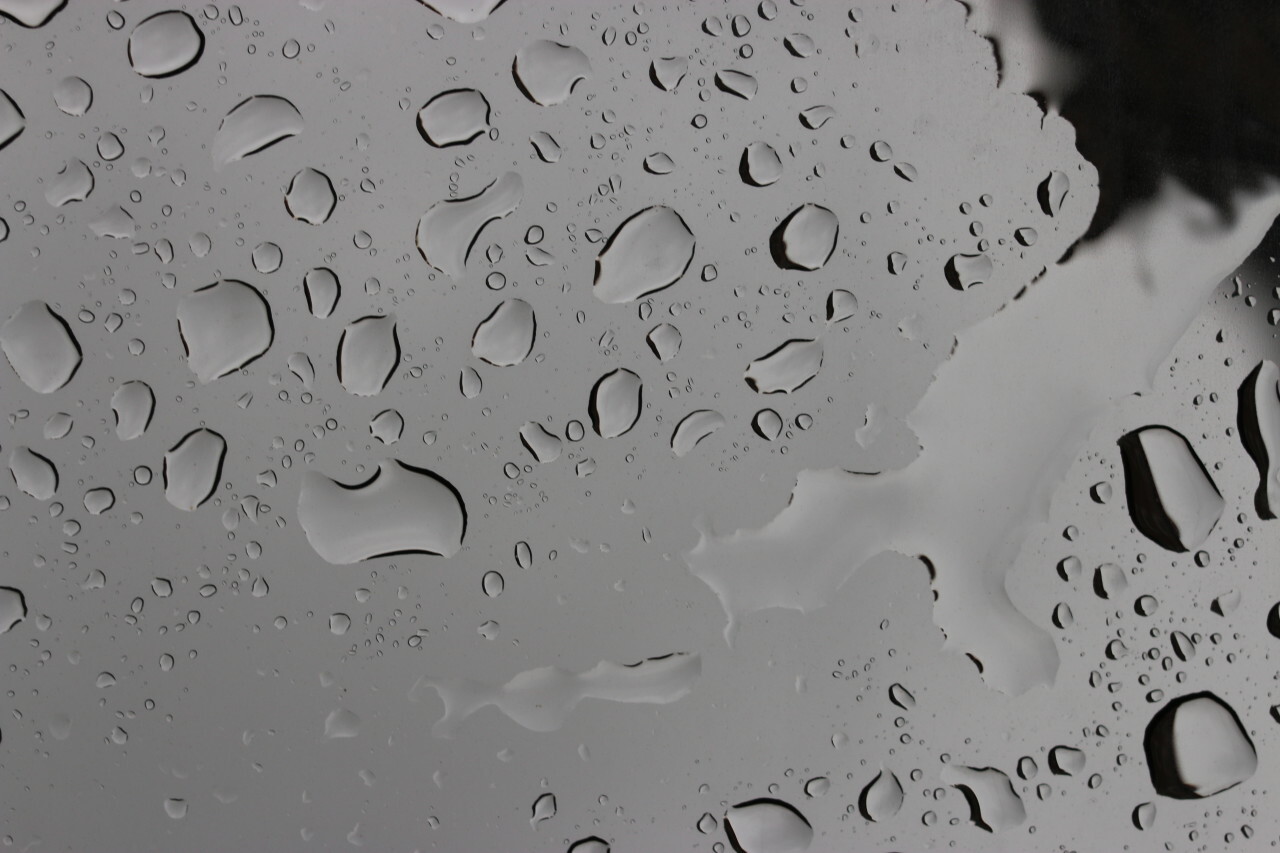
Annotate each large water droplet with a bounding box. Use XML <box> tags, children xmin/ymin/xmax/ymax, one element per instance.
<box><xmin>471</xmin><ymin>299</ymin><xmax>535</xmax><ymax>366</ymax></box>
<box><xmin>513</xmin><ymin>40</ymin><xmax>591</xmax><ymax>106</ymax></box>
<box><xmin>297</xmin><ymin>460</ymin><xmax>466</xmax><ymax>564</ymax></box>
<box><xmin>945</xmin><ymin>252</ymin><xmax>994</xmax><ymax>290</ymax></box>
<box><xmin>594</xmin><ymin>206</ymin><xmax>696</xmax><ymax>303</ymax></box>
<box><xmin>0</xmin><ymin>89</ymin><xmax>24</xmax><ymax>150</ymax></box>
<box><xmin>128</xmin><ymin>11</ymin><xmax>204</xmax><ymax>77</ymax></box>
<box><xmin>744</xmin><ymin>339</ymin><xmax>823</xmax><ymax>394</ymax></box>
<box><xmin>415</xmin><ymin>0</ymin><xmax>507</xmax><ymax>24</ymax></box>
<box><xmin>940</xmin><ymin>765</ymin><xmax>1025</xmax><ymax>833</ymax></box>
<box><xmin>284</xmin><ymin>167</ymin><xmax>336</xmax><ymax>225</ymax></box>
<box><xmin>212</xmin><ymin>95</ymin><xmax>304</xmax><ymax>168</ymax></box>
<box><xmin>0</xmin><ymin>301</ymin><xmax>81</xmax><ymax>393</ymax></box>
<box><xmin>412</xmin><ymin>653</ymin><xmax>699</xmax><ymax>736</ymax></box>
<box><xmin>163</xmin><ymin>429</ymin><xmax>227</xmax><ymax>511</ymax></box>
<box><xmin>337</xmin><ymin>314</ymin><xmax>399</xmax><ymax>396</ymax></box>
<box><xmin>112</xmin><ymin>381</ymin><xmax>155</xmax><ymax>441</ymax></box>
<box><xmin>177</xmin><ymin>280</ymin><xmax>274</xmax><ymax>383</ymax></box>
<box><xmin>589</xmin><ymin>368</ymin><xmax>643</xmax><ymax>438</ymax></box>
<box><xmin>416</xmin><ymin>172</ymin><xmax>522</xmax><ymax>278</ymax></box>
<box><xmin>1119</xmin><ymin>426</ymin><xmax>1223</xmax><ymax>552</ymax></box>
<box><xmin>771</xmin><ymin>204</ymin><xmax>838</xmax><ymax>270</ymax></box>
<box><xmin>417</xmin><ymin>89</ymin><xmax>490</xmax><ymax>147</ymax></box>
<box><xmin>303</xmin><ymin>267</ymin><xmax>340</xmax><ymax>318</ymax></box>
<box><xmin>723</xmin><ymin>798</ymin><xmax>812</xmax><ymax>853</ymax></box>
<box><xmin>0</xmin><ymin>0</ymin><xmax>65</xmax><ymax>28</ymax></box>
<box><xmin>519</xmin><ymin>422</ymin><xmax>562</xmax><ymax>463</ymax></box>
<box><xmin>1238</xmin><ymin>359</ymin><xmax>1280</xmax><ymax>518</ymax></box>
<box><xmin>0</xmin><ymin>587</ymin><xmax>26</xmax><ymax>633</ymax></box>
<box><xmin>671</xmin><ymin>410</ymin><xmax>725</xmax><ymax>457</ymax></box>
<box><xmin>858</xmin><ymin>766</ymin><xmax>903</xmax><ymax>822</ymax></box>
<box><xmin>1144</xmin><ymin>692</ymin><xmax>1256</xmax><ymax>799</ymax></box>
<box><xmin>10</xmin><ymin>447</ymin><xmax>57</xmax><ymax>500</ymax></box>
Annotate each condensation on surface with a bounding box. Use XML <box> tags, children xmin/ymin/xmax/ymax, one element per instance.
<box><xmin>3</xmin><ymin>1</ymin><xmax>1280</xmax><ymax>851</ymax></box>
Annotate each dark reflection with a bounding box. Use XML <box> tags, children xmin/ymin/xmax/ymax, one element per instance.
<box><xmin>1029</xmin><ymin>0</ymin><xmax>1280</xmax><ymax>238</ymax></box>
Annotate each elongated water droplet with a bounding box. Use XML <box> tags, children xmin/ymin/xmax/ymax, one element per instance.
<box><xmin>940</xmin><ymin>765</ymin><xmax>1025</xmax><ymax>833</ymax></box>
<box><xmin>519</xmin><ymin>422</ymin><xmax>562</xmax><ymax>463</ymax></box>
<box><xmin>304</xmin><ymin>267</ymin><xmax>340</xmax><ymax>318</ymax></box>
<box><xmin>0</xmin><ymin>587</ymin><xmax>26</xmax><ymax>633</ymax></box>
<box><xmin>164</xmin><ymin>429</ymin><xmax>226</xmax><ymax>511</ymax></box>
<box><xmin>10</xmin><ymin>447</ymin><xmax>57</xmax><ymax>500</ymax></box>
<box><xmin>723</xmin><ymin>798</ymin><xmax>812</xmax><ymax>853</ymax></box>
<box><xmin>1238</xmin><ymin>359</ymin><xmax>1280</xmax><ymax>518</ymax></box>
<box><xmin>0</xmin><ymin>89</ymin><xmax>24</xmax><ymax>150</ymax></box>
<box><xmin>589</xmin><ymin>368</ymin><xmax>643</xmax><ymax>438</ymax></box>
<box><xmin>417</xmin><ymin>89</ymin><xmax>490</xmax><ymax>147</ymax></box>
<box><xmin>337</xmin><ymin>314</ymin><xmax>399</xmax><ymax>396</ymax></box>
<box><xmin>671</xmin><ymin>410</ymin><xmax>725</xmax><ymax>457</ymax></box>
<box><xmin>212</xmin><ymin>95</ymin><xmax>304</xmax><ymax>168</ymax></box>
<box><xmin>771</xmin><ymin>204</ymin><xmax>837</xmax><ymax>271</ymax></box>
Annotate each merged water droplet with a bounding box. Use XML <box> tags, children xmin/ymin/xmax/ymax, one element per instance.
<box><xmin>297</xmin><ymin>460</ymin><xmax>466</xmax><ymax>564</ymax></box>
<box><xmin>337</xmin><ymin>314</ymin><xmax>399</xmax><ymax>396</ymax></box>
<box><xmin>417</xmin><ymin>89</ymin><xmax>491</xmax><ymax>147</ymax></box>
<box><xmin>416</xmin><ymin>172</ymin><xmax>523</xmax><ymax>278</ymax></box>
<box><xmin>594</xmin><ymin>206</ymin><xmax>696</xmax><ymax>303</ymax></box>
<box><xmin>519</xmin><ymin>422</ymin><xmax>562</xmax><ymax>463</ymax></box>
<box><xmin>128</xmin><ymin>10</ymin><xmax>204</xmax><ymax>77</ymax></box>
<box><xmin>671</xmin><ymin>410</ymin><xmax>725</xmax><ymax>457</ymax></box>
<box><xmin>939</xmin><ymin>765</ymin><xmax>1025</xmax><ymax>833</ymax></box>
<box><xmin>176</xmin><ymin>281</ymin><xmax>274</xmax><ymax>383</ymax></box>
<box><xmin>212</xmin><ymin>95</ymin><xmax>304</xmax><ymax>168</ymax></box>
<box><xmin>471</xmin><ymin>299</ymin><xmax>535</xmax><ymax>366</ymax></box>
<box><xmin>513</xmin><ymin>40</ymin><xmax>591</xmax><ymax>106</ymax></box>
<box><xmin>1038</xmin><ymin>170</ymin><xmax>1069</xmax><ymax>216</ymax></box>
<box><xmin>45</xmin><ymin>158</ymin><xmax>94</xmax><ymax>207</ymax></box>
<box><xmin>0</xmin><ymin>301</ymin><xmax>81</xmax><ymax>393</ymax></box>
<box><xmin>163</xmin><ymin>428</ymin><xmax>227</xmax><ymax>511</ymax></box>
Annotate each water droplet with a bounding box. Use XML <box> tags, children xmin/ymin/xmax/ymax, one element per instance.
<box><xmin>416</xmin><ymin>172</ymin><xmax>522</xmax><ymax>278</ymax></box>
<box><xmin>519</xmin><ymin>422</ymin><xmax>562</xmax><ymax>463</ymax></box>
<box><xmin>417</xmin><ymin>89</ymin><xmax>491</xmax><ymax>147</ymax></box>
<box><xmin>0</xmin><ymin>587</ymin><xmax>26</xmax><ymax>633</ymax></box>
<box><xmin>471</xmin><ymin>299</ymin><xmax>535</xmax><ymax>366</ymax></box>
<box><xmin>646</xmin><ymin>323</ymin><xmax>682</xmax><ymax>362</ymax></box>
<box><xmin>740</xmin><ymin>141</ymin><xmax>783</xmax><ymax>187</ymax></box>
<box><xmin>716</xmin><ymin>69</ymin><xmax>758</xmax><ymax>100</ymax></box>
<box><xmin>723</xmin><ymin>798</ymin><xmax>812</xmax><ymax>853</ymax></box>
<box><xmin>337</xmin><ymin>314</ymin><xmax>399</xmax><ymax>396</ymax></box>
<box><xmin>1144</xmin><ymin>692</ymin><xmax>1256</xmax><ymax>798</ymax></box>
<box><xmin>745</xmin><ymin>339</ymin><xmax>823</xmax><ymax>394</ymax></box>
<box><xmin>212</xmin><ymin>95</ymin><xmax>304</xmax><ymax>168</ymax></box>
<box><xmin>0</xmin><ymin>301</ymin><xmax>81</xmax><ymax>393</ymax></box>
<box><xmin>482</xmin><ymin>570</ymin><xmax>504</xmax><ymax>597</ymax></box>
<box><xmin>589</xmin><ymin>368</ymin><xmax>643</xmax><ymax>438</ymax></box>
<box><xmin>284</xmin><ymin>168</ymin><xmax>336</xmax><ymax>225</ymax></box>
<box><xmin>945</xmin><ymin>252</ymin><xmax>994</xmax><ymax>290</ymax></box>
<box><xmin>10</xmin><ymin>447</ymin><xmax>57</xmax><ymax>500</ymax></box>
<box><xmin>304</xmin><ymin>267</ymin><xmax>341</xmax><ymax>318</ymax></box>
<box><xmin>129</xmin><ymin>11</ymin><xmax>204</xmax><ymax>77</ymax></box>
<box><xmin>176</xmin><ymin>281</ymin><xmax>274</xmax><ymax>382</ymax></box>
<box><xmin>940</xmin><ymin>765</ymin><xmax>1025</xmax><ymax>833</ymax></box>
<box><xmin>1038</xmin><ymin>170</ymin><xmax>1069</xmax><ymax>216</ymax></box>
<box><xmin>163</xmin><ymin>429</ymin><xmax>226</xmax><ymax>511</ymax></box>
<box><xmin>1119</xmin><ymin>426</ymin><xmax>1223</xmax><ymax>552</ymax></box>
<box><xmin>52</xmin><ymin>76</ymin><xmax>92</xmax><ymax>116</ymax></box>
<box><xmin>858</xmin><ymin>766</ymin><xmax>903</xmax><ymax>822</ymax></box>
<box><xmin>513</xmin><ymin>40</ymin><xmax>591</xmax><ymax>106</ymax></box>
<box><xmin>650</xmin><ymin>56</ymin><xmax>688</xmax><ymax>91</ymax></box>
<box><xmin>752</xmin><ymin>409</ymin><xmax>783</xmax><ymax>441</ymax></box>
<box><xmin>1048</xmin><ymin>746</ymin><xmax>1085</xmax><ymax>776</ymax></box>
<box><xmin>594</xmin><ymin>206</ymin><xmax>696</xmax><ymax>303</ymax></box>
<box><xmin>671</xmin><ymin>410</ymin><xmax>725</xmax><ymax>457</ymax></box>
<box><xmin>323</xmin><ymin>708</ymin><xmax>361</xmax><ymax>739</ymax></box>
<box><xmin>0</xmin><ymin>89</ymin><xmax>24</xmax><ymax>150</ymax></box>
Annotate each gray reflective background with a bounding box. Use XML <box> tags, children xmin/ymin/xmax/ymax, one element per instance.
<box><xmin>1</xmin><ymin>1</ymin><xmax>1279</xmax><ymax>850</ymax></box>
